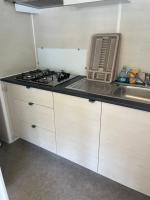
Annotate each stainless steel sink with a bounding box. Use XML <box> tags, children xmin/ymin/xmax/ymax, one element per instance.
<box><xmin>66</xmin><ymin>78</ymin><xmax>117</xmax><ymax>96</ymax></box>
<box><xmin>113</xmin><ymin>85</ymin><xmax>150</xmax><ymax>104</ymax></box>
<box><xmin>66</xmin><ymin>78</ymin><xmax>150</xmax><ymax>104</ymax></box>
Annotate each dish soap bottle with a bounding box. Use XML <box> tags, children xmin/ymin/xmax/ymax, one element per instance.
<box><xmin>117</xmin><ymin>66</ymin><xmax>130</xmax><ymax>83</ymax></box>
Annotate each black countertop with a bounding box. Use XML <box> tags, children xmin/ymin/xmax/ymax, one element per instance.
<box><xmin>1</xmin><ymin>75</ymin><xmax>150</xmax><ymax>112</ymax></box>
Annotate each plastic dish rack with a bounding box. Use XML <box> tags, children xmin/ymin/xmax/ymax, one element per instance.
<box><xmin>87</xmin><ymin>33</ymin><xmax>121</xmax><ymax>83</ymax></box>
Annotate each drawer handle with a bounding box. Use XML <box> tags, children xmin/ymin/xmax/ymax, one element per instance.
<box><xmin>28</xmin><ymin>102</ymin><xmax>34</xmax><ymax>106</ymax></box>
<box><xmin>89</xmin><ymin>99</ymin><xmax>96</xmax><ymax>103</ymax></box>
<box><xmin>31</xmin><ymin>125</ymin><xmax>36</xmax><ymax>128</ymax></box>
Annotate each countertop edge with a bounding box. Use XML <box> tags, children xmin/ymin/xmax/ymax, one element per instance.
<box><xmin>1</xmin><ymin>77</ymin><xmax>150</xmax><ymax>112</ymax></box>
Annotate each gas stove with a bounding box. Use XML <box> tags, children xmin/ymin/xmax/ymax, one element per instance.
<box><xmin>15</xmin><ymin>69</ymin><xmax>77</xmax><ymax>87</ymax></box>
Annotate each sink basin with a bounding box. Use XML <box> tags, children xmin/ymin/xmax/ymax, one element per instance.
<box><xmin>113</xmin><ymin>85</ymin><xmax>150</xmax><ymax>104</ymax></box>
<box><xmin>66</xmin><ymin>78</ymin><xmax>150</xmax><ymax>104</ymax></box>
<box><xmin>66</xmin><ymin>78</ymin><xmax>116</xmax><ymax>96</ymax></box>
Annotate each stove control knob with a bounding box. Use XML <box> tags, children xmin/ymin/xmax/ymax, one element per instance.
<box><xmin>58</xmin><ymin>74</ymin><xmax>63</xmax><ymax>82</ymax></box>
<box><xmin>63</xmin><ymin>73</ymin><xmax>70</xmax><ymax>79</ymax></box>
<box><xmin>66</xmin><ymin>73</ymin><xmax>70</xmax><ymax>78</ymax></box>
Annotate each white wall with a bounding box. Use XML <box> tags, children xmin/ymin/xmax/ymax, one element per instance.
<box><xmin>33</xmin><ymin>1</ymin><xmax>119</xmax><ymax>74</ymax></box>
<box><xmin>0</xmin><ymin>0</ymin><xmax>36</xmax><ymax>78</ymax></box>
<box><xmin>34</xmin><ymin>1</ymin><xmax>118</xmax><ymax>49</ymax></box>
<box><xmin>33</xmin><ymin>0</ymin><xmax>150</xmax><ymax>75</ymax></box>
<box><xmin>0</xmin><ymin>1</ymin><xmax>36</xmax><ymax>142</ymax></box>
<box><xmin>119</xmin><ymin>0</ymin><xmax>150</xmax><ymax>72</ymax></box>
<box><xmin>0</xmin><ymin>0</ymin><xmax>149</xmax><ymax>76</ymax></box>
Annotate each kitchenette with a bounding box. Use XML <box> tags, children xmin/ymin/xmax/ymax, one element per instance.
<box><xmin>0</xmin><ymin>0</ymin><xmax>150</xmax><ymax>200</ymax></box>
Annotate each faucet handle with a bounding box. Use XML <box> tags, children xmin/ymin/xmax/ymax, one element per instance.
<box><xmin>145</xmin><ymin>73</ymin><xmax>150</xmax><ymax>76</ymax></box>
<box><xmin>145</xmin><ymin>73</ymin><xmax>150</xmax><ymax>79</ymax></box>
<box><xmin>145</xmin><ymin>73</ymin><xmax>150</xmax><ymax>86</ymax></box>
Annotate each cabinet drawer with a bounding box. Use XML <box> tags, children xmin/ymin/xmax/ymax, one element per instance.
<box><xmin>13</xmin><ymin>99</ymin><xmax>55</xmax><ymax>131</ymax></box>
<box><xmin>15</xmin><ymin>120</ymin><xmax>56</xmax><ymax>153</ymax></box>
<box><xmin>6</xmin><ymin>83</ymin><xmax>53</xmax><ymax>108</ymax></box>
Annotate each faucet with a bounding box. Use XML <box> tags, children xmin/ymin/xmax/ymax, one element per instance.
<box><xmin>145</xmin><ymin>73</ymin><xmax>150</xmax><ymax>87</ymax></box>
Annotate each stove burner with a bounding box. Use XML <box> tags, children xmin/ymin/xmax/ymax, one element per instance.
<box><xmin>36</xmin><ymin>76</ymin><xmax>53</xmax><ymax>84</ymax></box>
<box><xmin>15</xmin><ymin>69</ymin><xmax>75</xmax><ymax>87</ymax></box>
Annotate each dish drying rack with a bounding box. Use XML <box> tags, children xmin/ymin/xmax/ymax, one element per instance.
<box><xmin>87</xmin><ymin>33</ymin><xmax>121</xmax><ymax>83</ymax></box>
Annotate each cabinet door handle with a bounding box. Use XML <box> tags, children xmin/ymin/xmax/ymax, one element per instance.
<box><xmin>89</xmin><ymin>99</ymin><xmax>96</xmax><ymax>103</ymax></box>
<box><xmin>28</xmin><ymin>102</ymin><xmax>34</xmax><ymax>106</ymax></box>
<box><xmin>31</xmin><ymin>125</ymin><xmax>36</xmax><ymax>128</ymax></box>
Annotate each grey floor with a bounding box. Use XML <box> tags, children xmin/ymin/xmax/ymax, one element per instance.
<box><xmin>0</xmin><ymin>140</ymin><xmax>150</xmax><ymax>200</ymax></box>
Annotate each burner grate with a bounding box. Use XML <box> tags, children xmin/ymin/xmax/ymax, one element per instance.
<box><xmin>15</xmin><ymin>69</ymin><xmax>75</xmax><ymax>87</ymax></box>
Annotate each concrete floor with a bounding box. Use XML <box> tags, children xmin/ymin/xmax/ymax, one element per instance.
<box><xmin>0</xmin><ymin>139</ymin><xmax>149</xmax><ymax>200</ymax></box>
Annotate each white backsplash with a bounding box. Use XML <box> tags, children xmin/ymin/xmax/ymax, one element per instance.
<box><xmin>37</xmin><ymin>48</ymin><xmax>87</xmax><ymax>75</ymax></box>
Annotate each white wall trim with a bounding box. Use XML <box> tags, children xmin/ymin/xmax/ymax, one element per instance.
<box><xmin>31</xmin><ymin>15</ymin><xmax>39</xmax><ymax>68</ymax></box>
<box><xmin>116</xmin><ymin>1</ymin><xmax>122</xmax><ymax>33</ymax></box>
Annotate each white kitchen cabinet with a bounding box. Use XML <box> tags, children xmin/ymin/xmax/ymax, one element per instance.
<box><xmin>2</xmin><ymin>82</ymin><xmax>56</xmax><ymax>153</ymax></box>
<box><xmin>16</xmin><ymin>120</ymin><xmax>56</xmax><ymax>153</ymax></box>
<box><xmin>12</xmin><ymin>99</ymin><xmax>55</xmax><ymax>131</ymax></box>
<box><xmin>6</xmin><ymin>83</ymin><xmax>53</xmax><ymax>108</ymax></box>
<box><xmin>0</xmin><ymin>82</ymin><xmax>16</xmax><ymax>143</ymax></box>
<box><xmin>64</xmin><ymin>0</ymin><xmax>103</xmax><ymax>5</ymax></box>
<box><xmin>54</xmin><ymin>93</ymin><xmax>101</xmax><ymax>172</ymax></box>
<box><xmin>0</xmin><ymin>169</ymin><xmax>9</xmax><ymax>200</ymax></box>
<box><xmin>99</xmin><ymin>102</ymin><xmax>150</xmax><ymax>196</ymax></box>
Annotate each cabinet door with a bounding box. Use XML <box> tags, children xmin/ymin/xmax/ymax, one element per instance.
<box><xmin>54</xmin><ymin>93</ymin><xmax>101</xmax><ymax>172</ymax></box>
<box><xmin>0</xmin><ymin>82</ymin><xmax>17</xmax><ymax>143</ymax></box>
<box><xmin>99</xmin><ymin>103</ymin><xmax>150</xmax><ymax>196</ymax></box>
<box><xmin>2</xmin><ymin>82</ymin><xmax>56</xmax><ymax>152</ymax></box>
<box><xmin>0</xmin><ymin>169</ymin><xmax>9</xmax><ymax>200</ymax></box>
